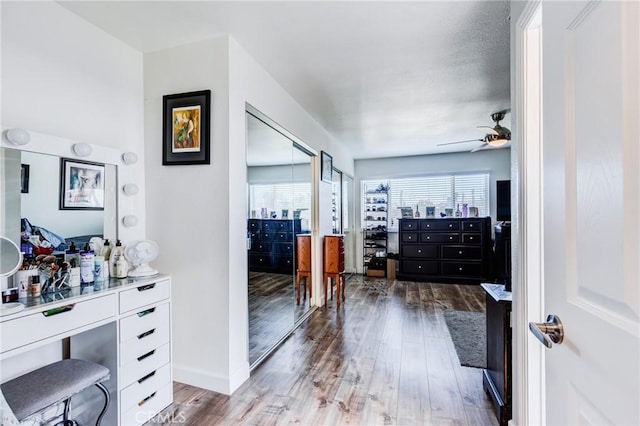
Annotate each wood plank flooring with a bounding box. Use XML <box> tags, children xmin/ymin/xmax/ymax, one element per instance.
<box><xmin>156</xmin><ymin>275</ymin><xmax>497</xmax><ymax>425</ymax></box>
<box><xmin>248</xmin><ymin>272</ymin><xmax>313</xmax><ymax>364</ymax></box>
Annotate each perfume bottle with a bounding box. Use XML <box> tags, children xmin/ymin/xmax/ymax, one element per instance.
<box><xmin>455</xmin><ymin>204</ymin><xmax>462</xmax><ymax>217</ymax></box>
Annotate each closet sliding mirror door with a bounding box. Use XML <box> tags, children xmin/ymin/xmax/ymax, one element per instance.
<box><xmin>246</xmin><ymin>110</ymin><xmax>313</xmax><ymax>367</ymax></box>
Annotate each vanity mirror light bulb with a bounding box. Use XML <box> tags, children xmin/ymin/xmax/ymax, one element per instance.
<box><xmin>5</xmin><ymin>128</ymin><xmax>31</xmax><ymax>146</ymax></box>
<box><xmin>122</xmin><ymin>152</ymin><xmax>138</xmax><ymax>165</ymax></box>
<box><xmin>72</xmin><ymin>142</ymin><xmax>92</xmax><ymax>157</ymax></box>
<box><xmin>122</xmin><ymin>184</ymin><xmax>139</xmax><ymax>195</ymax></box>
<box><xmin>122</xmin><ymin>215</ymin><xmax>138</xmax><ymax>227</ymax></box>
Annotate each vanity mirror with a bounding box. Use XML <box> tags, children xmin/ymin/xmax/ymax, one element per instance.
<box><xmin>0</xmin><ymin>128</ymin><xmax>139</xmax><ymax>283</ymax></box>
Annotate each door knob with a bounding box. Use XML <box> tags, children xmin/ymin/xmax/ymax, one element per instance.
<box><xmin>529</xmin><ymin>314</ymin><xmax>564</xmax><ymax>348</ymax></box>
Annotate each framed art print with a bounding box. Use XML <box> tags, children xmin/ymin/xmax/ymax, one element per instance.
<box><xmin>163</xmin><ymin>89</ymin><xmax>211</xmax><ymax>165</ymax></box>
<box><xmin>321</xmin><ymin>151</ymin><xmax>333</xmax><ymax>183</ymax></box>
<box><xmin>59</xmin><ymin>158</ymin><xmax>105</xmax><ymax>210</ymax></box>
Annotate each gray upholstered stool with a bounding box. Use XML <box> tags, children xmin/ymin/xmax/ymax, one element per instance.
<box><xmin>1</xmin><ymin>359</ymin><xmax>110</xmax><ymax>426</ymax></box>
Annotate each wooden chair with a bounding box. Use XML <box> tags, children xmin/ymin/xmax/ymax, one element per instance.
<box><xmin>323</xmin><ymin>235</ymin><xmax>345</xmax><ymax>307</ymax></box>
<box><xmin>296</xmin><ymin>234</ymin><xmax>312</xmax><ymax>305</ymax></box>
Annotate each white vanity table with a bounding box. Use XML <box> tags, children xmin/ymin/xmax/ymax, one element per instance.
<box><xmin>0</xmin><ymin>274</ymin><xmax>173</xmax><ymax>426</ymax></box>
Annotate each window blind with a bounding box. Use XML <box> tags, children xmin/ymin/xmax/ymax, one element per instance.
<box><xmin>361</xmin><ymin>173</ymin><xmax>490</xmax><ymax>230</ymax></box>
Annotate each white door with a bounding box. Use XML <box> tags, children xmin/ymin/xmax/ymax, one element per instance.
<box><xmin>539</xmin><ymin>1</ymin><xmax>639</xmax><ymax>424</ymax></box>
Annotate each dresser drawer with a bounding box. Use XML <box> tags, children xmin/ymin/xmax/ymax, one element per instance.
<box><xmin>401</xmin><ymin>245</ymin><xmax>438</xmax><ymax>258</ymax></box>
<box><xmin>120</xmin><ymin>363</ymin><xmax>171</xmax><ymax>414</ymax></box>
<box><xmin>275</xmin><ymin>255</ymin><xmax>295</xmax><ymax>271</ymax></box>
<box><xmin>121</xmin><ymin>342</ymin><xmax>171</xmax><ymax>387</ymax></box>
<box><xmin>442</xmin><ymin>246</ymin><xmax>482</xmax><ymax>260</ymax></box>
<box><xmin>421</xmin><ymin>233</ymin><xmax>460</xmax><ymax>243</ymax></box>
<box><xmin>400</xmin><ymin>220</ymin><xmax>419</xmax><ymax>231</ymax></box>
<box><xmin>119</xmin><ymin>280</ymin><xmax>170</xmax><ymax>314</ymax></box>
<box><xmin>274</xmin><ymin>220</ymin><xmax>292</xmax><ymax>231</ymax></box>
<box><xmin>247</xmin><ymin>219</ymin><xmax>260</xmax><ymax>231</ymax></box>
<box><xmin>120</xmin><ymin>324</ymin><xmax>170</xmax><ymax>366</ymax></box>
<box><xmin>441</xmin><ymin>262</ymin><xmax>483</xmax><ymax>277</ymax></box>
<box><xmin>274</xmin><ymin>231</ymin><xmax>293</xmax><ymax>241</ymax></box>
<box><xmin>249</xmin><ymin>254</ymin><xmax>272</xmax><ymax>269</ymax></box>
<box><xmin>400</xmin><ymin>260</ymin><xmax>439</xmax><ymax>275</ymax></box>
<box><xmin>120</xmin><ymin>382</ymin><xmax>172</xmax><ymax>426</ymax></box>
<box><xmin>462</xmin><ymin>220</ymin><xmax>482</xmax><ymax>231</ymax></box>
<box><xmin>250</xmin><ymin>241</ymin><xmax>270</xmax><ymax>252</ymax></box>
<box><xmin>462</xmin><ymin>233</ymin><xmax>481</xmax><ymax>244</ymax></box>
<box><xmin>1</xmin><ymin>294</ymin><xmax>116</xmax><ymax>353</ymax></box>
<box><xmin>401</xmin><ymin>232</ymin><xmax>419</xmax><ymax>243</ymax></box>
<box><xmin>120</xmin><ymin>303</ymin><xmax>170</xmax><ymax>342</ymax></box>
<box><xmin>274</xmin><ymin>242</ymin><xmax>294</xmax><ymax>255</ymax></box>
<box><xmin>420</xmin><ymin>220</ymin><xmax>459</xmax><ymax>231</ymax></box>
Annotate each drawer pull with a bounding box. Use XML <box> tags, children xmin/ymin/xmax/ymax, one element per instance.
<box><xmin>408</xmin><ymin>236</ymin><xmax>412</xmax><ymax>240</ymax></box>
<box><xmin>459</xmin><ymin>251</ymin><xmax>463</xmax><ymax>254</ymax></box>
<box><xmin>137</xmin><ymin>349</ymin><xmax>156</xmax><ymax>362</ymax></box>
<box><xmin>42</xmin><ymin>304</ymin><xmax>75</xmax><ymax>317</ymax></box>
<box><xmin>138</xmin><ymin>370</ymin><xmax>157</xmax><ymax>384</ymax></box>
<box><xmin>137</xmin><ymin>328</ymin><xmax>156</xmax><ymax>339</ymax></box>
<box><xmin>449</xmin><ymin>237</ymin><xmax>453</xmax><ymax>240</ymax></box>
<box><xmin>426</xmin><ymin>236</ymin><xmax>431</xmax><ymax>240</ymax></box>
<box><xmin>417</xmin><ymin>249</ymin><xmax>422</xmax><ymax>253</ymax></box>
<box><xmin>137</xmin><ymin>284</ymin><xmax>156</xmax><ymax>292</ymax></box>
<box><xmin>459</xmin><ymin>267</ymin><xmax>463</xmax><ymax>271</ymax></box>
<box><xmin>469</xmin><ymin>237</ymin><xmax>474</xmax><ymax>240</ymax></box>
<box><xmin>418</xmin><ymin>265</ymin><xmax>422</xmax><ymax>269</ymax></box>
<box><xmin>138</xmin><ymin>391</ymin><xmax>157</xmax><ymax>407</ymax></box>
<box><xmin>137</xmin><ymin>307</ymin><xmax>156</xmax><ymax>318</ymax></box>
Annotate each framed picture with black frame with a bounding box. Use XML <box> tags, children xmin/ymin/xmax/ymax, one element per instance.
<box><xmin>321</xmin><ymin>151</ymin><xmax>333</xmax><ymax>183</ymax></box>
<box><xmin>21</xmin><ymin>164</ymin><xmax>30</xmax><ymax>194</ymax></box>
<box><xmin>162</xmin><ymin>89</ymin><xmax>211</xmax><ymax>165</ymax></box>
<box><xmin>59</xmin><ymin>158</ymin><xmax>105</xmax><ymax>210</ymax></box>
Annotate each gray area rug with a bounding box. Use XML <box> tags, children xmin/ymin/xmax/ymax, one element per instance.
<box><xmin>443</xmin><ymin>310</ymin><xmax>486</xmax><ymax>369</ymax></box>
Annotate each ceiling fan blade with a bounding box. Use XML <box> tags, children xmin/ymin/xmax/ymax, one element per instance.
<box><xmin>470</xmin><ymin>142</ymin><xmax>489</xmax><ymax>153</ymax></box>
<box><xmin>477</xmin><ymin>126</ymin><xmax>499</xmax><ymax>135</ymax></box>
<box><xmin>437</xmin><ymin>139</ymin><xmax>483</xmax><ymax>146</ymax></box>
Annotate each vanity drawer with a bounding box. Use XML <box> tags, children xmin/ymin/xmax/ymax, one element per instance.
<box><xmin>120</xmin><ymin>302</ymin><xmax>170</xmax><ymax>342</ymax></box>
<box><xmin>120</xmin><ymin>325</ymin><xmax>170</xmax><ymax>366</ymax></box>
<box><xmin>120</xmin><ymin>382</ymin><xmax>172</xmax><ymax>426</ymax></box>
<box><xmin>119</xmin><ymin>279</ymin><xmax>170</xmax><ymax>314</ymax></box>
<box><xmin>120</xmin><ymin>363</ymin><xmax>171</xmax><ymax>414</ymax></box>
<box><xmin>421</xmin><ymin>220</ymin><xmax>459</xmax><ymax>231</ymax></box>
<box><xmin>400</xmin><ymin>260</ymin><xmax>439</xmax><ymax>275</ymax></box>
<box><xmin>121</xmin><ymin>342</ymin><xmax>171</xmax><ymax>387</ymax></box>
<box><xmin>0</xmin><ymin>294</ymin><xmax>116</xmax><ymax>354</ymax></box>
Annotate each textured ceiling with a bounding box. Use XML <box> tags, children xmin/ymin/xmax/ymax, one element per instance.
<box><xmin>58</xmin><ymin>1</ymin><xmax>511</xmax><ymax>159</ymax></box>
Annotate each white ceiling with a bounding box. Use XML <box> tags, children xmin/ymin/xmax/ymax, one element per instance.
<box><xmin>58</xmin><ymin>1</ymin><xmax>511</xmax><ymax>160</ymax></box>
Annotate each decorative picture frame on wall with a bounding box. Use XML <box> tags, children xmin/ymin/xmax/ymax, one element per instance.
<box><xmin>59</xmin><ymin>158</ymin><xmax>105</xmax><ymax>210</ymax></box>
<box><xmin>321</xmin><ymin>151</ymin><xmax>333</xmax><ymax>183</ymax></box>
<box><xmin>162</xmin><ymin>89</ymin><xmax>211</xmax><ymax>165</ymax></box>
<box><xmin>21</xmin><ymin>164</ymin><xmax>30</xmax><ymax>194</ymax></box>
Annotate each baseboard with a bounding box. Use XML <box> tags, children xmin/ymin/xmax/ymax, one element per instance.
<box><xmin>173</xmin><ymin>362</ymin><xmax>250</xmax><ymax>395</ymax></box>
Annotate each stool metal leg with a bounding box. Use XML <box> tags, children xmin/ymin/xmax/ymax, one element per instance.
<box><xmin>94</xmin><ymin>382</ymin><xmax>110</xmax><ymax>426</ymax></box>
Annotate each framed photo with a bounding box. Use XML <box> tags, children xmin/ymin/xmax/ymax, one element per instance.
<box><xmin>163</xmin><ymin>89</ymin><xmax>211</xmax><ymax>165</ymax></box>
<box><xmin>321</xmin><ymin>151</ymin><xmax>333</xmax><ymax>183</ymax></box>
<box><xmin>59</xmin><ymin>159</ymin><xmax>105</xmax><ymax>210</ymax></box>
<box><xmin>21</xmin><ymin>164</ymin><xmax>30</xmax><ymax>194</ymax></box>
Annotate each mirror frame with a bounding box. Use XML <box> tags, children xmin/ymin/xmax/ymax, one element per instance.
<box><xmin>1</xmin><ymin>127</ymin><xmax>143</xmax><ymax>246</ymax></box>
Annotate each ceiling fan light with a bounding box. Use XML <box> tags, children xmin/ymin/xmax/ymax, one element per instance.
<box><xmin>488</xmin><ymin>138</ymin><xmax>509</xmax><ymax>147</ymax></box>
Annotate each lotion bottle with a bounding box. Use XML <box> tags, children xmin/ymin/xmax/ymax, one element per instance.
<box><xmin>109</xmin><ymin>240</ymin><xmax>124</xmax><ymax>277</ymax></box>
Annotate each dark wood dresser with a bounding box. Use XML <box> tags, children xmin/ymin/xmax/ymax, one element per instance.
<box><xmin>397</xmin><ymin>217</ymin><xmax>492</xmax><ymax>283</ymax></box>
<box><xmin>481</xmin><ymin>283</ymin><xmax>512</xmax><ymax>426</ymax></box>
<box><xmin>247</xmin><ymin>219</ymin><xmax>302</xmax><ymax>274</ymax></box>
<box><xmin>323</xmin><ymin>235</ymin><xmax>345</xmax><ymax>306</ymax></box>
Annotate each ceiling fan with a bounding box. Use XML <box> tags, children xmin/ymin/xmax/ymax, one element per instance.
<box><xmin>437</xmin><ymin>110</ymin><xmax>511</xmax><ymax>152</ymax></box>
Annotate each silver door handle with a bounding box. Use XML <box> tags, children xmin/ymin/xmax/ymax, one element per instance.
<box><xmin>529</xmin><ymin>314</ymin><xmax>564</xmax><ymax>348</ymax></box>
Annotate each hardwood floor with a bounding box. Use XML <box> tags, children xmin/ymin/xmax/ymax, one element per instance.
<box><xmin>248</xmin><ymin>272</ymin><xmax>313</xmax><ymax>365</ymax></box>
<box><xmin>157</xmin><ymin>275</ymin><xmax>497</xmax><ymax>425</ymax></box>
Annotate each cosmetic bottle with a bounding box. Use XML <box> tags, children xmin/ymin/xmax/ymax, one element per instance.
<box><xmin>80</xmin><ymin>244</ymin><xmax>95</xmax><ymax>285</ymax></box>
<box><xmin>116</xmin><ymin>255</ymin><xmax>128</xmax><ymax>279</ymax></box>
<box><xmin>101</xmin><ymin>239</ymin><xmax>111</xmax><ymax>261</ymax></box>
<box><xmin>110</xmin><ymin>240</ymin><xmax>124</xmax><ymax>277</ymax></box>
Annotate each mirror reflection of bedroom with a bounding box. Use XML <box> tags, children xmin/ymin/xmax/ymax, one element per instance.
<box><xmin>3</xmin><ymin>147</ymin><xmax>117</xmax><ymax>256</ymax></box>
<box><xmin>246</xmin><ymin>109</ymin><xmax>314</xmax><ymax>367</ymax></box>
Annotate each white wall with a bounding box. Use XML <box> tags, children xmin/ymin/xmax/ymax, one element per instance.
<box><xmin>1</xmin><ymin>1</ymin><xmax>145</xmax><ymax>243</ymax></box>
<box><xmin>144</xmin><ymin>37</ymin><xmax>233</xmax><ymax>393</ymax></box>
